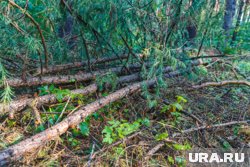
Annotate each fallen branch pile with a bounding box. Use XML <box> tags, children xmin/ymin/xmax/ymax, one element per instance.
<box><xmin>0</xmin><ymin>59</ymin><xmax>207</xmax><ymax>165</ymax></box>
<box><xmin>2</xmin><ymin>63</ymin><xmax>142</xmax><ymax>88</ymax></box>
<box><xmin>0</xmin><ymin>60</ymin><xmax>202</xmax><ymax>118</ymax></box>
<box><xmin>0</xmin><ymin>80</ymin><xmax>149</xmax><ymax>165</ymax></box>
<box><xmin>34</xmin><ymin>55</ymin><xmax>128</xmax><ymax>75</ymax></box>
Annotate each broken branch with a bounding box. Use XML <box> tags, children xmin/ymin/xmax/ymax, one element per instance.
<box><xmin>192</xmin><ymin>80</ymin><xmax>250</xmax><ymax>89</ymax></box>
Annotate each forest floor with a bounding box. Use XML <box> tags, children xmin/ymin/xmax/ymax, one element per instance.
<box><xmin>1</xmin><ymin>68</ymin><xmax>249</xmax><ymax>166</ymax></box>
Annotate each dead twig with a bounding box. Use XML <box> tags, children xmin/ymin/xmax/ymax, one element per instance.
<box><xmin>173</xmin><ymin>120</ymin><xmax>250</xmax><ymax>137</ymax></box>
<box><xmin>55</xmin><ymin>98</ymin><xmax>71</xmax><ymax>124</ymax></box>
<box><xmin>28</xmin><ymin>99</ymin><xmax>42</xmax><ymax>125</ymax></box>
<box><xmin>86</xmin><ymin>132</ymin><xmax>141</xmax><ymax>160</ymax></box>
<box><xmin>192</xmin><ymin>80</ymin><xmax>250</xmax><ymax>89</ymax></box>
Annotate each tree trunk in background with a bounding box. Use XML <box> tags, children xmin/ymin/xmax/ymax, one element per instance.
<box><xmin>185</xmin><ymin>0</ymin><xmax>198</xmax><ymax>46</ymax></box>
<box><xmin>231</xmin><ymin>0</ymin><xmax>245</xmax><ymax>43</ymax></box>
<box><xmin>223</xmin><ymin>0</ymin><xmax>236</xmax><ymax>43</ymax></box>
<box><xmin>242</xmin><ymin>0</ymin><xmax>250</xmax><ymax>22</ymax></box>
<box><xmin>186</xmin><ymin>22</ymin><xmax>197</xmax><ymax>46</ymax></box>
<box><xmin>214</xmin><ymin>0</ymin><xmax>220</xmax><ymax>13</ymax></box>
<box><xmin>59</xmin><ymin>0</ymin><xmax>75</xmax><ymax>48</ymax></box>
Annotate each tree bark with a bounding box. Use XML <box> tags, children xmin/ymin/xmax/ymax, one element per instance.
<box><xmin>34</xmin><ymin>55</ymin><xmax>128</xmax><ymax>75</ymax></box>
<box><xmin>223</xmin><ymin>0</ymin><xmax>236</xmax><ymax>41</ymax></box>
<box><xmin>242</xmin><ymin>0</ymin><xmax>250</xmax><ymax>23</ymax></box>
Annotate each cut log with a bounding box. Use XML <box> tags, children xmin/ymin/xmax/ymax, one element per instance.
<box><xmin>0</xmin><ymin>60</ymin><xmax>205</xmax><ymax>165</ymax></box>
<box><xmin>34</xmin><ymin>55</ymin><xmax>128</xmax><ymax>75</ymax></box>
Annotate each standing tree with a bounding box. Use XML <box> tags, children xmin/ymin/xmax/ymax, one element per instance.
<box><xmin>223</xmin><ymin>0</ymin><xmax>236</xmax><ymax>43</ymax></box>
<box><xmin>231</xmin><ymin>0</ymin><xmax>245</xmax><ymax>43</ymax></box>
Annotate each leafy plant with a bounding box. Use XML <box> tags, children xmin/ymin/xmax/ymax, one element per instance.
<box><xmin>172</xmin><ymin>143</ymin><xmax>191</xmax><ymax>151</ymax></box>
<box><xmin>175</xmin><ymin>156</ymin><xmax>187</xmax><ymax>167</ymax></box>
<box><xmin>102</xmin><ymin>118</ymin><xmax>149</xmax><ymax>144</ymax></box>
<box><xmin>68</xmin><ymin>137</ymin><xmax>81</xmax><ymax>147</ymax></box>
<box><xmin>160</xmin><ymin>95</ymin><xmax>188</xmax><ymax>126</ymax></box>
<box><xmin>79</xmin><ymin>122</ymin><xmax>90</xmax><ymax>136</ymax></box>
<box><xmin>161</xmin><ymin>95</ymin><xmax>187</xmax><ymax>113</ymax></box>
<box><xmin>38</xmin><ymin>85</ymin><xmax>71</xmax><ymax>102</ymax></box>
<box><xmin>155</xmin><ymin>132</ymin><xmax>169</xmax><ymax>141</ymax></box>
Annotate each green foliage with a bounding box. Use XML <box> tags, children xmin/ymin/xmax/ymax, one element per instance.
<box><xmin>233</xmin><ymin>125</ymin><xmax>240</xmax><ymax>136</ymax></box>
<box><xmin>222</xmin><ymin>140</ymin><xmax>232</xmax><ymax>150</ymax></box>
<box><xmin>96</xmin><ymin>72</ymin><xmax>118</xmax><ymax>92</ymax></box>
<box><xmin>161</xmin><ymin>95</ymin><xmax>187</xmax><ymax>113</ymax></box>
<box><xmin>102</xmin><ymin>118</ymin><xmax>149</xmax><ymax>144</ymax></box>
<box><xmin>155</xmin><ymin>132</ymin><xmax>169</xmax><ymax>141</ymax></box>
<box><xmin>237</xmin><ymin>61</ymin><xmax>250</xmax><ymax>76</ymax></box>
<box><xmin>167</xmin><ymin>156</ymin><xmax>175</xmax><ymax>165</ymax></box>
<box><xmin>111</xmin><ymin>145</ymin><xmax>126</xmax><ymax>159</ymax></box>
<box><xmin>35</xmin><ymin>124</ymin><xmax>45</xmax><ymax>133</ymax></box>
<box><xmin>175</xmin><ymin>156</ymin><xmax>187</xmax><ymax>167</ymax></box>
<box><xmin>160</xmin><ymin>95</ymin><xmax>188</xmax><ymax>126</ymax></box>
<box><xmin>223</xmin><ymin>47</ymin><xmax>238</xmax><ymax>55</ymax></box>
<box><xmin>68</xmin><ymin>137</ymin><xmax>81</xmax><ymax>147</ymax></box>
<box><xmin>79</xmin><ymin>122</ymin><xmax>90</xmax><ymax>136</ymax></box>
<box><xmin>0</xmin><ymin>60</ymin><xmax>14</xmax><ymax>103</ymax></box>
<box><xmin>38</xmin><ymin>85</ymin><xmax>71</xmax><ymax>102</ymax></box>
<box><xmin>195</xmin><ymin>66</ymin><xmax>208</xmax><ymax>76</ymax></box>
<box><xmin>0</xmin><ymin>1</ymin><xmax>249</xmax><ymax>165</ymax></box>
<box><xmin>172</xmin><ymin>143</ymin><xmax>191</xmax><ymax>151</ymax></box>
<box><xmin>6</xmin><ymin>119</ymin><xmax>16</xmax><ymax>127</ymax></box>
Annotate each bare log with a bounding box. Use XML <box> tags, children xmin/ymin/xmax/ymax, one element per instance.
<box><xmin>192</xmin><ymin>80</ymin><xmax>250</xmax><ymax>89</ymax></box>
<box><xmin>34</xmin><ymin>55</ymin><xmax>128</xmax><ymax>75</ymax></box>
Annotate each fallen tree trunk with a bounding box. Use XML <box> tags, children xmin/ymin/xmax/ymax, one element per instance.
<box><xmin>0</xmin><ymin>81</ymin><xmax>149</xmax><ymax>165</ymax></box>
<box><xmin>0</xmin><ymin>60</ymin><xmax>208</xmax><ymax>165</ymax></box>
<box><xmin>2</xmin><ymin>63</ymin><xmax>143</xmax><ymax>88</ymax></box>
<box><xmin>0</xmin><ymin>73</ymin><xmax>139</xmax><ymax>118</ymax></box>
<box><xmin>34</xmin><ymin>55</ymin><xmax>128</xmax><ymax>75</ymax></box>
<box><xmin>1</xmin><ymin>60</ymin><xmax>203</xmax><ymax>117</ymax></box>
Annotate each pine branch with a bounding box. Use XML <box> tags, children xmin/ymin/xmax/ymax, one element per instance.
<box><xmin>8</xmin><ymin>0</ymin><xmax>49</xmax><ymax>68</ymax></box>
